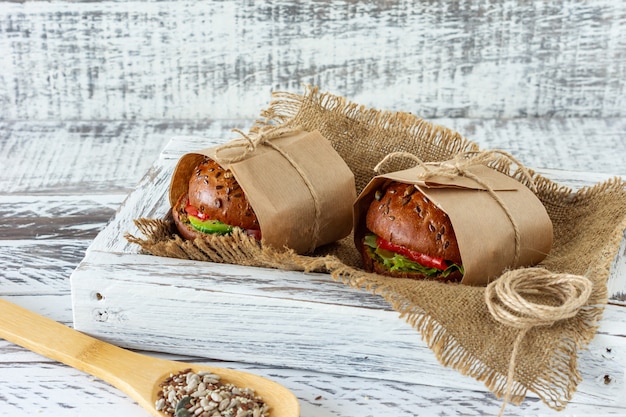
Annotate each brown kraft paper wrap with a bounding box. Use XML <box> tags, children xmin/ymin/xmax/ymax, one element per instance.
<box><xmin>354</xmin><ymin>156</ymin><xmax>554</xmax><ymax>285</ymax></box>
<box><xmin>169</xmin><ymin>128</ymin><xmax>356</xmax><ymax>254</ymax></box>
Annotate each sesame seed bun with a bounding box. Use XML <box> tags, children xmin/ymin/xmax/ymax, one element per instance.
<box><xmin>172</xmin><ymin>157</ymin><xmax>259</xmax><ymax>239</ymax></box>
<box><xmin>361</xmin><ymin>181</ymin><xmax>462</xmax><ymax>280</ymax></box>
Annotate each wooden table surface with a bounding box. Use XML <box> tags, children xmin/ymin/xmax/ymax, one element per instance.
<box><xmin>1</xmin><ymin>120</ymin><xmax>625</xmax><ymax>417</ymax></box>
<box><xmin>1</xmin><ymin>1</ymin><xmax>625</xmax><ymax>416</ymax></box>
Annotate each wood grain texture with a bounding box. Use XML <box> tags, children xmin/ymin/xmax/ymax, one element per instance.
<box><xmin>1</xmin><ymin>0</ymin><xmax>625</xmax><ymax>120</ymax></box>
<box><xmin>1</xmin><ymin>0</ymin><xmax>625</xmax><ymax>415</ymax></box>
<box><xmin>69</xmin><ymin>250</ymin><xmax>626</xmax><ymax>403</ymax></box>
<box><xmin>65</xmin><ymin>134</ymin><xmax>626</xmax><ymax>415</ymax></box>
<box><xmin>0</xmin><ymin>120</ymin><xmax>244</xmax><ymax>193</ymax></box>
<box><xmin>0</xmin><ymin>194</ymin><xmax>120</xmax><ymax>239</ymax></box>
<box><xmin>2</xmin><ymin>118</ymin><xmax>624</xmax><ymax>195</ymax></box>
<box><xmin>0</xmin><ymin>239</ymin><xmax>91</xmax><ymax>294</ymax></box>
<box><xmin>0</xmin><ymin>355</ymin><xmax>624</xmax><ymax>417</ymax></box>
<box><xmin>440</xmin><ymin>117</ymin><xmax>626</xmax><ymax>177</ymax></box>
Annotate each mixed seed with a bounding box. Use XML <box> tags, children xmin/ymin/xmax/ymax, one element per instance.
<box><xmin>156</xmin><ymin>369</ymin><xmax>269</xmax><ymax>417</ymax></box>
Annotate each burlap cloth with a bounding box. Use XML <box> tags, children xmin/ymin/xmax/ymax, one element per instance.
<box><xmin>127</xmin><ymin>85</ymin><xmax>626</xmax><ymax>412</ymax></box>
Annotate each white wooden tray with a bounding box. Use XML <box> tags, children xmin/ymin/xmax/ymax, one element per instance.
<box><xmin>69</xmin><ymin>135</ymin><xmax>626</xmax><ymax>394</ymax></box>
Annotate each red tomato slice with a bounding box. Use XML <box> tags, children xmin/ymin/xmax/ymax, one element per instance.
<box><xmin>376</xmin><ymin>236</ymin><xmax>447</xmax><ymax>270</ymax></box>
<box><xmin>185</xmin><ymin>203</ymin><xmax>207</xmax><ymax>220</ymax></box>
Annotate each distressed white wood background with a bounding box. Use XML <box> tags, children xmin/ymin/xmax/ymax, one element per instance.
<box><xmin>1</xmin><ymin>0</ymin><xmax>625</xmax><ymax>120</ymax></box>
<box><xmin>1</xmin><ymin>1</ymin><xmax>625</xmax><ymax>416</ymax></box>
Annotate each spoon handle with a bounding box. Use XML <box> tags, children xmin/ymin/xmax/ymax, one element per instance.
<box><xmin>0</xmin><ymin>299</ymin><xmax>109</xmax><ymax>364</ymax></box>
<box><xmin>0</xmin><ymin>298</ymin><xmax>301</xmax><ymax>417</ymax></box>
<box><xmin>0</xmin><ymin>299</ymin><xmax>158</xmax><ymax>402</ymax></box>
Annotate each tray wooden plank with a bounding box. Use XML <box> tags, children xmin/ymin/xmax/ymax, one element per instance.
<box><xmin>69</xmin><ymin>134</ymin><xmax>626</xmax><ymax>408</ymax></box>
<box><xmin>70</xmin><ymin>247</ymin><xmax>626</xmax><ymax>396</ymax></box>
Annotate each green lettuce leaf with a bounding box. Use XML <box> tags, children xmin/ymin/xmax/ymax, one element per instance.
<box><xmin>188</xmin><ymin>216</ymin><xmax>233</xmax><ymax>235</ymax></box>
<box><xmin>364</xmin><ymin>234</ymin><xmax>464</xmax><ymax>278</ymax></box>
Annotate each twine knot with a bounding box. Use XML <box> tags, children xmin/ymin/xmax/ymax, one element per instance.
<box><xmin>485</xmin><ymin>268</ymin><xmax>593</xmax><ymax>415</ymax></box>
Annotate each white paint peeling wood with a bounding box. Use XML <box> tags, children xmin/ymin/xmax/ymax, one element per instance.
<box><xmin>0</xmin><ymin>239</ymin><xmax>91</xmax><ymax>294</ymax></box>
<box><xmin>0</xmin><ymin>120</ymin><xmax>245</xmax><ymax>193</ymax></box>
<box><xmin>2</xmin><ymin>118</ymin><xmax>624</xmax><ymax>196</ymax></box>
<box><xmin>0</xmin><ymin>357</ymin><xmax>623</xmax><ymax>417</ymax></box>
<box><xmin>1</xmin><ymin>1</ymin><xmax>625</xmax><ymax>120</ymax></box>
<box><xmin>438</xmin><ymin>117</ymin><xmax>626</xmax><ymax>178</ymax></box>
<box><xmin>69</xmin><ymin>250</ymin><xmax>626</xmax><ymax>400</ymax></box>
<box><xmin>0</xmin><ymin>295</ymin><xmax>75</xmax><ymax>328</ymax></box>
<box><xmin>0</xmin><ymin>1</ymin><xmax>624</xmax><ymax>414</ymax></box>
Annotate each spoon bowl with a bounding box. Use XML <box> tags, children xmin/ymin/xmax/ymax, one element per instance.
<box><xmin>0</xmin><ymin>299</ymin><xmax>299</xmax><ymax>417</ymax></box>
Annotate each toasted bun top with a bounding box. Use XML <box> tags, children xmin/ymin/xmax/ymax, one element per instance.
<box><xmin>364</xmin><ymin>181</ymin><xmax>461</xmax><ymax>264</ymax></box>
<box><xmin>186</xmin><ymin>157</ymin><xmax>259</xmax><ymax>230</ymax></box>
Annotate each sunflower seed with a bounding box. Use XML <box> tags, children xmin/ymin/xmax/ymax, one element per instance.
<box><xmin>403</xmin><ymin>186</ymin><xmax>416</xmax><ymax>197</ymax></box>
<box><xmin>156</xmin><ymin>370</ymin><xmax>269</xmax><ymax>417</ymax></box>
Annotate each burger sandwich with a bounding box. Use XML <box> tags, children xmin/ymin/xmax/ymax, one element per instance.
<box><xmin>172</xmin><ymin>157</ymin><xmax>262</xmax><ymax>241</ymax></box>
<box><xmin>359</xmin><ymin>181</ymin><xmax>464</xmax><ymax>281</ymax></box>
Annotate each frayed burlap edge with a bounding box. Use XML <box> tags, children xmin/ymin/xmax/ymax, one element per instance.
<box><xmin>327</xmin><ymin>261</ymin><xmax>613</xmax><ymax>410</ymax></box>
<box><xmin>125</xmin><ymin>216</ymin><xmax>347</xmax><ymax>274</ymax></box>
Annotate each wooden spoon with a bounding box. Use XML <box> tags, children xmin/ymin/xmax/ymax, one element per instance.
<box><xmin>0</xmin><ymin>298</ymin><xmax>300</xmax><ymax>417</ymax></box>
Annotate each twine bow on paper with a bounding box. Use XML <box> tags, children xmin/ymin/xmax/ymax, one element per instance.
<box><xmin>485</xmin><ymin>269</ymin><xmax>593</xmax><ymax>416</ymax></box>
